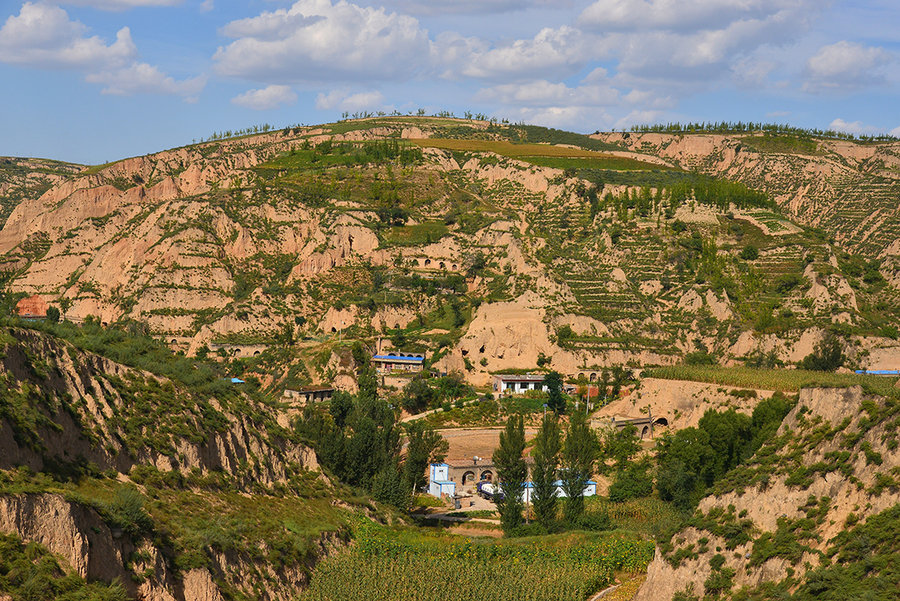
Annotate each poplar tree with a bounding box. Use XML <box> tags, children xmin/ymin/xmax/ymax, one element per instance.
<box><xmin>561</xmin><ymin>411</ymin><xmax>597</xmax><ymax>523</ymax></box>
<box><xmin>544</xmin><ymin>371</ymin><xmax>566</xmax><ymax>414</ymax></box>
<box><xmin>493</xmin><ymin>414</ymin><xmax>527</xmax><ymax>533</ymax></box>
<box><xmin>531</xmin><ymin>413</ymin><xmax>561</xmax><ymax>528</ymax></box>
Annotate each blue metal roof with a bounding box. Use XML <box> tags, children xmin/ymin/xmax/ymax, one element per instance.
<box><xmin>230</xmin><ymin>377</ymin><xmax>245</xmax><ymax>384</ymax></box>
<box><xmin>855</xmin><ymin>370</ymin><xmax>900</xmax><ymax>375</ymax></box>
<box><xmin>373</xmin><ymin>354</ymin><xmax>424</xmax><ymax>362</ymax></box>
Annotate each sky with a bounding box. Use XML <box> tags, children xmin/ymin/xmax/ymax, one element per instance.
<box><xmin>1</xmin><ymin>0</ymin><xmax>898</xmax><ymax>164</ymax></box>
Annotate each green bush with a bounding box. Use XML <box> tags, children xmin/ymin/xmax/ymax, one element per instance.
<box><xmin>608</xmin><ymin>460</ymin><xmax>653</xmax><ymax>502</ymax></box>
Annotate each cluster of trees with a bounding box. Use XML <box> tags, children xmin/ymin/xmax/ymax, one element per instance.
<box><xmin>295</xmin><ymin>349</ymin><xmax>447</xmax><ymax>508</ymax></box>
<box><xmin>595</xmin><ymin>177</ymin><xmax>770</xmax><ymax>224</ymax></box>
<box><xmin>667</xmin><ymin>177</ymin><xmax>772</xmax><ymax>211</ymax></box>
<box><xmin>300</xmin><ymin>139</ymin><xmax>422</xmax><ymax>169</ymax></box>
<box><xmin>628</xmin><ymin>121</ymin><xmax>899</xmax><ymax>143</ymax></box>
<box><xmin>573</xmin><ymin>367</ymin><xmax>631</xmax><ymax>408</ymax></box>
<box><xmin>656</xmin><ymin>394</ymin><xmax>793</xmax><ymax>509</ymax></box>
<box><xmin>203</xmin><ymin>123</ymin><xmax>274</xmax><ymax>142</ymax></box>
<box><xmin>491</xmin><ymin>390</ymin><xmax>796</xmax><ymax>535</ymax></box>
<box><xmin>799</xmin><ymin>333</ymin><xmax>845</xmax><ymax>372</ymax></box>
<box><xmin>493</xmin><ymin>411</ymin><xmax>599</xmax><ymax>534</ymax></box>
<box><xmin>401</xmin><ymin>373</ymin><xmax>474</xmax><ymax>413</ymax></box>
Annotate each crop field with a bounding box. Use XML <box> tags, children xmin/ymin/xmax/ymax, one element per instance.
<box><xmin>584</xmin><ymin>497</ymin><xmax>684</xmax><ymax>537</ymax></box>
<box><xmin>409</xmin><ymin>138</ymin><xmax>664</xmax><ymax>170</ymax></box>
<box><xmin>381</xmin><ymin>222</ymin><xmax>449</xmax><ymax>246</ymax></box>
<box><xmin>300</xmin><ymin>523</ymin><xmax>654</xmax><ymax>601</ymax></box>
<box><xmin>645</xmin><ymin>365</ymin><xmax>900</xmax><ymax>398</ymax></box>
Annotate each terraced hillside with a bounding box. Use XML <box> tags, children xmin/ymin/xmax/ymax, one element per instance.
<box><xmin>595</xmin><ymin>132</ymin><xmax>900</xmax><ymax>257</ymax></box>
<box><xmin>0</xmin><ymin>118</ymin><xmax>898</xmax><ymax>392</ymax></box>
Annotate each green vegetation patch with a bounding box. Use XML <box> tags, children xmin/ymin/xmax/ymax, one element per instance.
<box><xmin>519</xmin><ymin>155</ymin><xmax>670</xmax><ymax>171</ymax></box>
<box><xmin>300</xmin><ymin>522</ymin><xmax>654</xmax><ymax>601</ymax></box>
<box><xmin>739</xmin><ymin>135</ymin><xmax>821</xmax><ymax>156</ymax></box>
<box><xmin>410</xmin><ymin>138</ymin><xmax>664</xmax><ymax>170</ymax></box>
<box><xmin>644</xmin><ymin>365</ymin><xmax>900</xmax><ymax>398</ymax></box>
<box><xmin>381</xmin><ymin>222</ymin><xmax>449</xmax><ymax>246</ymax></box>
<box><xmin>0</xmin><ymin>532</ymin><xmax>127</xmax><ymax>601</ymax></box>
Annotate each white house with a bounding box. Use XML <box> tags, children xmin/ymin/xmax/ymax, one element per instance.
<box><xmin>492</xmin><ymin>374</ymin><xmax>549</xmax><ymax>397</ymax></box>
<box><xmin>428</xmin><ymin>463</ymin><xmax>456</xmax><ymax>498</ymax></box>
<box><xmin>520</xmin><ymin>480</ymin><xmax>597</xmax><ymax>504</ymax></box>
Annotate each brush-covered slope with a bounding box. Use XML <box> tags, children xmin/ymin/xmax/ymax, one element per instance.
<box><xmin>596</xmin><ymin>131</ymin><xmax>900</xmax><ymax>258</ymax></box>
<box><xmin>634</xmin><ymin>385</ymin><xmax>900</xmax><ymax>601</ymax></box>
<box><xmin>0</xmin><ymin>323</ymin><xmax>368</xmax><ymax>601</ymax></box>
<box><xmin>0</xmin><ymin>156</ymin><xmax>82</xmax><ymax>230</ymax></box>
<box><xmin>0</xmin><ymin>118</ymin><xmax>898</xmax><ymax>390</ymax></box>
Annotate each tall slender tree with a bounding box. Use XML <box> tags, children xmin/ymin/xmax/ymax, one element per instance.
<box><xmin>544</xmin><ymin>371</ymin><xmax>566</xmax><ymax>414</ymax></box>
<box><xmin>561</xmin><ymin>410</ymin><xmax>597</xmax><ymax>523</ymax></box>
<box><xmin>493</xmin><ymin>414</ymin><xmax>527</xmax><ymax>534</ymax></box>
<box><xmin>404</xmin><ymin>421</ymin><xmax>448</xmax><ymax>493</ymax></box>
<box><xmin>531</xmin><ymin>413</ymin><xmax>562</xmax><ymax>528</ymax></box>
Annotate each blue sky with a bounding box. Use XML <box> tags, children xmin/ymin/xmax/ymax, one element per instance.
<box><xmin>1</xmin><ymin>0</ymin><xmax>898</xmax><ymax>164</ymax></box>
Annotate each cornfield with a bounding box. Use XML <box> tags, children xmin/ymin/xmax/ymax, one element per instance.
<box><xmin>299</xmin><ymin>524</ymin><xmax>654</xmax><ymax>601</ymax></box>
<box><xmin>644</xmin><ymin>365</ymin><xmax>900</xmax><ymax>398</ymax></box>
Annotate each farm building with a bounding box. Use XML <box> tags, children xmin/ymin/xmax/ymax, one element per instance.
<box><xmin>284</xmin><ymin>386</ymin><xmax>334</xmax><ymax>404</ymax></box>
<box><xmin>521</xmin><ymin>480</ymin><xmax>597</xmax><ymax>504</ymax></box>
<box><xmin>597</xmin><ymin>415</ymin><xmax>670</xmax><ymax>440</ymax></box>
<box><xmin>15</xmin><ymin>295</ymin><xmax>48</xmax><ymax>319</ymax></box>
<box><xmin>855</xmin><ymin>370</ymin><xmax>900</xmax><ymax>376</ymax></box>
<box><xmin>492</xmin><ymin>374</ymin><xmax>548</xmax><ymax>397</ymax></box>
<box><xmin>372</xmin><ymin>352</ymin><xmax>425</xmax><ymax>374</ymax></box>
<box><xmin>427</xmin><ymin>463</ymin><xmax>456</xmax><ymax>498</ymax></box>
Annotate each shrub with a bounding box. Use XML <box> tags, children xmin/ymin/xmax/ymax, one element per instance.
<box><xmin>799</xmin><ymin>334</ymin><xmax>844</xmax><ymax>372</ymax></box>
<box><xmin>739</xmin><ymin>245</ymin><xmax>759</xmax><ymax>260</ymax></box>
<box><xmin>104</xmin><ymin>486</ymin><xmax>154</xmax><ymax>538</ymax></box>
<box><xmin>608</xmin><ymin>460</ymin><xmax>653</xmax><ymax>502</ymax></box>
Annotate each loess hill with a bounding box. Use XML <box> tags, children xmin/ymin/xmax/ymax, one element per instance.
<box><xmin>0</xmin><ymin>117</ymin><xmax>899</xmax><ymax>390</ymax></box>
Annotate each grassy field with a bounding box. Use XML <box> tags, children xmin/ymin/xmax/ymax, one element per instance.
<box><xmin>644</xmin><ymin>365</ymin><xmax>900</xmax><ymax>397</ymax></box>
<box><xmin>409</xmin><ymin>138</ymin><xmax>664</xmax><ymax>170</ymax></box>
<box><xmin>584</xmin><ymin>497</ymin><xmax>685</xmax><ymax>539</ymax></box>
<box><xmin>381</xmin><ymin>222</ymin><xmax>449</xmax><ymax>246</ymax></box>
<box><xmin>739</xmin><ymin>135</ymin><xmax>822</xmax><ymax>156</ymax></box>
<box><xmin>299</xmin><ymin>522</ymin><xmax>654</xmax><ymax>601</ymax></box>
<box><xmin>0</xmin><ymin>468</ymin><xmax>360</xmax><ymax>574</ymax></box>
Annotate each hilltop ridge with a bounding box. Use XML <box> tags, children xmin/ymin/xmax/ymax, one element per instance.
<box><xmin>0</xmin><ymin>117</ymin><xmax>897</xmax><ymax>392</ymax></box>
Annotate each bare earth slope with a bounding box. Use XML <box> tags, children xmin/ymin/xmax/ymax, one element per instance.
<box><xmin>1</xmin><ymin>119</ymin><xmax>898</xmax><ymax>388</ymax></box>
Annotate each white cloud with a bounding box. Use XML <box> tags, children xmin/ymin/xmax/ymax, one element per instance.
<box><xmin>614</xmin><ymin>109</ymin><xmax>666</xmax><ymax>129</ymax></box>
<box><xmin>475</xmin><ymin>79</ymin><xmax>619</xmax><ymax>107</ymax></box>
<box><xmin>232</xmin><ymin>85</ymin><xmax>298</xmax><ymax>110</ymax></box>
<box><xmin>87</xmin><ymin>63</ymin><xmax>206</xmax><ymax>98</ymax></box>
<box><xmin>579</xmin><ymin>0</ymin><xmax>793</xmax><ymax>33</ymax></box>
<box><xmin>731</xmin><ymin>57</ymin><xmax>776</xmax><ymax>87</ymax></box>
<box><xmin>315</xmin><ymin>89</ymin><xmax>386</xmax><ymax>111</ymax></box>
<box><xmin>0</xmin><ymin>2</ymin><xmax>136</xmax><ymax>69</ymax></box>
<box><xmin>576</xmin><ymin>0</ymin><xmax>820</xmax><ymax>91</ymax></box>
<box><xmin>0</xmin><ymin>2</ymin><xmax>204</xmax><ymax>100</ymax></box>
<box><xmin>58</xmin><ymin>0</ymin><xmax>183</xmax><ymax>9</ymax></box>
<box><xmin>828</xmin><ymin>118</ymin><xmax>897</xmax><ymax>137</ymax></box>
<box><xmin>460</xmin><ymin>26</ymin><xmax>597</xmax><ymax>81</ymax></box>
<box><xmin>214</xmin><ymin>0</ymin><xmax>431</xmax><ymax>83</ymax></box>
<box><xmin>506</xmin><ymin>105</ymin><xmax>615</xmax><ymax>132</ymax></box>
<box><xmin>804</xmin><ymin>41</ymin><xmax>893</xmax><ymax>93</ymax></box>
<box><xmin>381</xmin><ymin>0</ymin><xmax>560</xmax><ymax>15</ymax></box>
